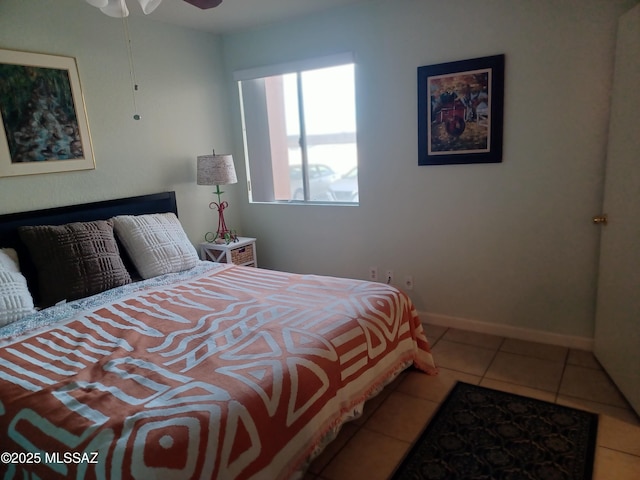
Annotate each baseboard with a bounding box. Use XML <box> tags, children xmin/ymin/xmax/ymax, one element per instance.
<box><xmin>420</xmin><ymin>312</ymin><xmax>594</xmax><ymax>351</ymax></box>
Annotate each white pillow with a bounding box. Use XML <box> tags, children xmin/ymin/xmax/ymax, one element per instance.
<box><xmin>0</xmin><ymin>248</ymin><xmax>36</xmax><ymax>327</ymax></box>
<box><xmin>112</xmin><ymin>213</ymin><xmax>199</xmax><ymax>279</ymax></box>
<box><xmin>0</xmin><ymin>248</ymin><xmax>20</xmax><ymax>272</ymax></box>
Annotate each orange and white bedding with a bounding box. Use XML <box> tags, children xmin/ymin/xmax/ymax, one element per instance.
<box><xmin>0</xmin><ymin>262</ymin><xmax>436</xmax><ymax>479</ymax></box>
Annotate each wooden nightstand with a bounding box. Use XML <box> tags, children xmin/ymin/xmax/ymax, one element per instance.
<box><xmin>199</xmin><ymin>237</ymin><xmax>257</xmax><ymax>267</ymax></box>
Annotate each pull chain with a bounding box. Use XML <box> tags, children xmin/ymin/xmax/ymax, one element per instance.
<box><xmin>121</xmin><ymin>9</ymin><xmax>141</xmax><ymax>120</ymax></box>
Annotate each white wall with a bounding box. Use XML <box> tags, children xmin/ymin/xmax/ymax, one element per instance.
<box><xmin>223</xmin><ymin>0</ymin><xmax>638</xmax><ymax>341</ymax></box>
<box><xmin>1</xmin><ymin>0</ymin><xmax>636</xmax><ymax>343</ymax></box>
<box><xmin>0</xmin><ymin>0</ymin><xmax>239</xmax><ymax>244</ymax></box>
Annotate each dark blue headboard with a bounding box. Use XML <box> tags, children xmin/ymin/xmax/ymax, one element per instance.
<box><xmin>0</xmin><ymin>191</ymin><xmax>178</xmax><ymax>303</ymax></box>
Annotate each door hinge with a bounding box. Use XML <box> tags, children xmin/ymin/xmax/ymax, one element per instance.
<box><xmin>592</xmin><ymin>214</ymin><xmax>608</xmax><ymax>225</ymax></box>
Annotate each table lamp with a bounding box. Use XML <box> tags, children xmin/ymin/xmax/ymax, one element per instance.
<box><xmin>197</xmin><ymin>150</ymin><xmax>238</xmax><ymax>244</ymax></box>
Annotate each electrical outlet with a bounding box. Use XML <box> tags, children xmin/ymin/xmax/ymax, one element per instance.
<box><xmin>404</xmin><ymin>275</ymin><xmax>414</xmax><ymax>290</ymax></box>
<box><xmin>385</xmin><ymin>270</ymin><xmax>394</xmax><ymax>284</ymax></box>
<box><xmin>369</xmin><ymin>266</ymin><xmax>378</xmax><ymax>281</ymax></box>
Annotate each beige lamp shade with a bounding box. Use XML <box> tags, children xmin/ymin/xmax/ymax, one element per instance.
<box><xmin>197</xmin><ymin>153</ymin><xmax>237</xmax><ymax>186</ymax></box>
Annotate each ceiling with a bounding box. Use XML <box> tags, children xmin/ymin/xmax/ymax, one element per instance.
<box><xmin>129</xmin><ymin>0</ymin><xmax>365</xmax><ymax>34</ymax></box>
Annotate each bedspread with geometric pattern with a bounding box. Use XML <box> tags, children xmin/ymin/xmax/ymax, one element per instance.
<box><xmin>0</xmin><ymin>263</ymin><xmax>436</xmax><ymax>479</ymax></box>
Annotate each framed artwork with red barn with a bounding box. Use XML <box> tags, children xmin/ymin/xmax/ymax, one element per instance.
<box><xmin>418</xmin><ymin>54</ymin><xmax>504</xmax><ymax>165</ymax></box>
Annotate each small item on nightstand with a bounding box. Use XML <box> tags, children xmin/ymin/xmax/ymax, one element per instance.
<box><xmin>205</xmin><ymin>230</ymin><xmax>237</xmax><ymax>244</ymax></box>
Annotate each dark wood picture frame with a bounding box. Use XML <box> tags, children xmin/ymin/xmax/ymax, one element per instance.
<box><xmin>418</xmin><ymin>54</ymin><xmax>504</xmax><ymax>166</ymax></box>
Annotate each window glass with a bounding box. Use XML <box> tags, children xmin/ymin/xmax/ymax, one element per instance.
<box><xmin>238</xmin><ymin>59</ymin><xmax>358</xmax><ymax>204</ymax></box>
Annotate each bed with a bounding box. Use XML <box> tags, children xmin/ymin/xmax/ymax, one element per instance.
<box><xmin>0</xmin><ymin>191</ymin><xmax>436</xmax><ymax>479</ymax></box>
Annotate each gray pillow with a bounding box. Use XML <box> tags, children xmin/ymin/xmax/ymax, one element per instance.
<box><xmin>18</xmin><ymin>220</ymin><xmax>132</xmax><ymax>307</ymax></box>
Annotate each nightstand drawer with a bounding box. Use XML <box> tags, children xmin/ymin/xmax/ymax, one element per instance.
<box><xmin>230</xmin><ymin>243</ymin><xmax>255</xmax><ymax>265</ymax></box>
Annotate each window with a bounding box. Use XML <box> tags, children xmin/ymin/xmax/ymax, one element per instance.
<box><xmin>236</xmin><ymin>54</ymin><xmax>359</xmax><ymax>204</ymax></box>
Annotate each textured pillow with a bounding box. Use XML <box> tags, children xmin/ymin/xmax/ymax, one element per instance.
<box><xmin>0</xmin><ymin>248</ymin><xmax>20</xmax><ymax>272</ymax></box>
<box><xmin>18</xmin><ymin>220</ymin><xmax>132</xmax><ymax>307</ymax></box>
<box><xmin>112</xmin><ymin>213</ymin><xmax>198</xmax><ymax>279</ymax></box>
<box><xmin>0</xmin><ymin>248</ymin><xmax>36</xmax><ymax>327</ymax></box>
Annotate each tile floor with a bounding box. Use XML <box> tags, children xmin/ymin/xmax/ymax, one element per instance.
<box><xmin>305</xmin><ymin>324</ymin><xmax>640</xmax><ymax>480</ymax></box>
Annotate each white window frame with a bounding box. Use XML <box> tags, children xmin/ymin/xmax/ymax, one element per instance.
<box><xmin>235</xmin><ymin>53</ymin><xmax>358</xmax><ymax>204</ymax></box>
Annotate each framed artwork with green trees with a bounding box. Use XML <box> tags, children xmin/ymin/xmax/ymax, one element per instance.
<box><xmin>0</xmin><ymin>49</ymin><xmax>94</xmax><ymax>177</ymax></box>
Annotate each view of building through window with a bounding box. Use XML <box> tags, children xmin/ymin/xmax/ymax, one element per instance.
<box><xmin>238</xmin><ymin>61</ymin><xmax>358</xmax><ymax>203</ymax></box>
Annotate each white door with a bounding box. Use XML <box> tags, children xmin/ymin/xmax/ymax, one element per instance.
<box><xmin>593</xmin><ymin>3</ymin><xmax>640</xmax><ymax>416</ymax></box>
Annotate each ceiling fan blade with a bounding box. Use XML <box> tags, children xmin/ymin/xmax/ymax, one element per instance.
<box><xmin>100</xmin><ymin>0</ymin><xmax>129</xmax><ymax>17</ymax></box>
<box><xmin>183</xmin><ymin>0</ymin><xmax>223</xmax><ymax>9</ymax></box>
<box><xmin>138</xmin><ymin>0</ymin><xmax>162</xmax><ymax>15</ymax></box>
